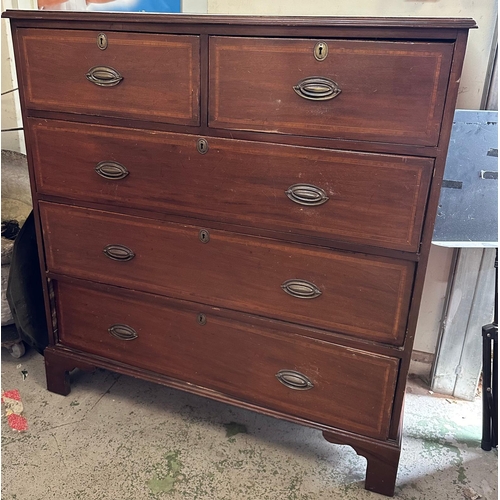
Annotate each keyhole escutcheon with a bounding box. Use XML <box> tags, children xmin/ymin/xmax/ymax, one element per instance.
<box><xmin>199</xmin><ymin>229</ymin><xmax>210</xmax><ymax>243</ymax></box>
<box><xmin>314</xmin><ymin>41</ymin><xmax>328</xmax><ymax>61</ymax></box>
<box><xmin>97</xmin><ymin>33</ymin><xmax>108</xmax><ymax>50</ymax></box>
<box><xmin>197</xmin><ymin>138</ymin><xmax>208</xmax><ymax>154</ymax></box>
<box><xmin>197</xmin><ymin>313</ymin><xmax>207</xmax><ymax>326</ymax></box>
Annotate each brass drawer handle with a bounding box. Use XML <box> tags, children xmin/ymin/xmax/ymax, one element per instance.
<box><xmin>103</xmin><ymin>244</ymin><xmax>135</xmax><ymax>262</ymax></box>
<box><xmin>95</xmin><ymin>161</ymin><xmax>129</xmax><ymax>180</ymax></box>
<box><xmin>276</xmin><ymin>370</ymin><xmax>314</xmax><ymax>391</ymax></box>
<box><xmin>86</xmin><ymin>66</ymin><xmax>123</xmax><ymax>87</ymax></box>
<box><xmin>108</xmin><ymin>324</ymin><xmax>138</xmax><ymax>341</ymax></box>
<box><xmin>293</xmin><ymin>77</ymin><xmax>341</xmax><ymax>101</ymax></box>
<box><xmin>281</xmin><ymin>279</ymin><xmax>322</xmax><ymax>299</ymax></box>
<box><xmin>285</xmin><ymin>184</ymin><xmax>329</xmax><ymax>206</ymax></box>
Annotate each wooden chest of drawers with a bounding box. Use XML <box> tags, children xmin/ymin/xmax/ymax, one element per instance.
<box><xmin>4</xmin><ymin>11</ymin><xmax>475</xmax><ymax>496</ymax></box>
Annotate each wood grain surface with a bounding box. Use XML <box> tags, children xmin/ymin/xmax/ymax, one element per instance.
<box><xmin>55</xmin><ymin>279</ymin><xmax>399</xmax><ymax>439</ymax></box>
<box><xmin>210</xmin><ymin>37</ymin><xmax>453</xmax><ymax>146</ymax></box>
<box><xmin>19</xmin><ymin>29</ymin><xmax>200</xmax><ymax>125</ymax></box>
<box><xmin>30</xmin><ymin>118</ymin><xmax>433</xmax><ymax>252</ymax></box>
<box><xmin>40</xmin><ymin>202</ymin><xmax>414</xmax><ymax>345</ymax></box>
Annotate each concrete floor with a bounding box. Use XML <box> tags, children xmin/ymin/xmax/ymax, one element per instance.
<box><xmin>1</xmin><ymin>346</ymin><xmax>497</xmax><ymax>500</ymax></box>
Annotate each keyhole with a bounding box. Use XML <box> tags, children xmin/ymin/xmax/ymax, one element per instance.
<box><xmin>197</xmin><ymin>138</ymin><xmax>208</xmax><ymax>154</ymax></box>
<box><xmin>199</xmin><ymin>229</ymin><xmax>210</xmax><ymax>243</ymax></box>
<box><xmin>97</xmin><ymin>33</ymin><xmax>108</xmax><ymax>50</ymax></box>
<box><xmin>197</xmin><ymin>313</ymin><xmax>207</xmax><ymax>326</ymax></box>
<box><xmin>314</xmin><ymin>41</ymin><xmax>328</xmax><ymax>61</ymax></box>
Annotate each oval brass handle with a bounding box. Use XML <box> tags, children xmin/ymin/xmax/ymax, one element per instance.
<box><xmin>276</xmin><ymin>370</ymin><xmax>314</xmax><ymax>391</ymax></box>
<box><xmin>86</xmin><ymin>66</ymin><xmax>123</xmax><ymax>87</ymax></box>
<box><xmin>286</xmin><ymin>184</ymin><xmax>329</xmax><ymax>206</ymax></box>
<box><xmin>95</xmin><ymin>161</ymin><xmax>129</xmax><ymax>180</ymax></box>
<box><xmin>108</xmin><ymin>324</ymin><xmax>138</xmax><ymax>341</ymax></box>
<box><xmin>281</xmin><ymin>279</ymin><xmax>322</xmax><ymax>299</ymax></box>
<box><xmin>293</xmin><ymin>77</ymin><xmax>341</xmax><ymax>101</ymax></box>
<box><xmin>103</xmin><ymin>244</ymin><xmax>135</xmax><ymax>262</ymax></box>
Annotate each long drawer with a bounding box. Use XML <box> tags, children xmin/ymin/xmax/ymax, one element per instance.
<box><xmin>18</xmin><ymin>29</ymin><xmax>200</xmax><ymax>125</ymax></box>
<box><xmin>40</xmin><ymin>202</ymin><xmax>414</xmax><ymax>345</ymax></box>
<box><xmin>31</xmin><ymin>118</ymin><xmax>433</xmax><ymax>252</ymax></box>
<box><xmin>55</xmin><ymin>279</ymin><xmax>399</xmax><ymax>439</ymax></box>
<box><xmin>209</xmin><ymin>37</ymin><xmax>453</xmax><ymax>146</ymax></box>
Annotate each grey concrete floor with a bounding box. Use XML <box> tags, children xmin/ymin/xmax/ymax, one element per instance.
<box><xmin>1</xmin><ymin>346</ymin><xmax>497</xmax><ymax>500</ymax></box>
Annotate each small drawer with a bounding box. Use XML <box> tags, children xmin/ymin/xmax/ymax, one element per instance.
<box><xmin>40</xmin><ymin>202</ymin><xmax>414</xmax><ymax>345</ymax></box>
<box><xmin>55</xmin><ymin>280</ymin><xmax>399</xmax><ymax>439</ymax></box>
<box><xmin>30</xmin><ymin>118</ymin><xmax>433</xmax><ymax>252</ymax></box>
<box><xmin>209</xmin><ymin>37</ymin><xmax>453</xmax><ymax>146</ymax></box>
<box><xmin>18</xmin><ymin>29</ymin><xmax>200</xmax><ymax>125</ymax></box>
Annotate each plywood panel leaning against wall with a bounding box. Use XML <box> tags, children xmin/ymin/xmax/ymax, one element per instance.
<box><xmin>2</xmin><ymin>11</ymin><xmax>475</xmax><ymax>496</ymax></box>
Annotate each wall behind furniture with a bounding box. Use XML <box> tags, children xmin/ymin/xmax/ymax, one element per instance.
<box><xmin>1</xmin><ymin>0</ymin><xmax>36</xmax><ymax>154</ymax></box>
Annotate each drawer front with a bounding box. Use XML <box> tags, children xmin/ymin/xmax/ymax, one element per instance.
<box><xmin>40</xmin><ymin>202</ymin><xmax>414</xmax><ymax>345</ymax></box>
<box><xmin>56</xmin><ymin>280</ymin><xmax>399</xmax><ymax>439</ymax></box>
<box><xmin>31</xmin><ymin>119</ymin><xmax>433</xmax><ymax>252</ymax></box>
<box><xmin>18</xmin><ymin>29</ymin><xmax>200</xmax><ymax>125</ymax></box>
<box><xmin>209</xmin><ymin>37</ymin><xmax>453</xmax><ymax>146</ymax></box>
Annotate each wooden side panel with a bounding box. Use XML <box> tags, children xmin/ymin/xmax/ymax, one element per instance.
<box><xmin>210</xmin><ymin>37</ymin><xmax>454</xmax><ymax>146</ymax></box>
<box><xmin>18</xmin><ymin>29</ymin><xmax>200</xmax><ymax>125</ymax></box>
<box><xmin>55</xmin><ymin>280</ymin><xmax>399</xmax><ymax>439</ymax></box>
<box><xmin>30</xmin><ymin>118</ymin><xmax>433</xmax><ymax>252</ymax></box>
<box><xmin>40</xmin><ymin>202</ymin><xmax>414</xmax><ymax>345</ymax></box>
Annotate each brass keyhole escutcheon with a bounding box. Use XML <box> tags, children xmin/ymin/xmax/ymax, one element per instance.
<box><xmin>197</xmin><ymin>138</ymin><xmax>208</xmax><ymax>154</ymax></box>
<box><xmin>199</xmin><ymin>229</ymin><xmax>210</xmax><ymax>243</ymax></box>
<box><xmin>314</xmin><ymin>42</ymin><xmax>328</xmax><ymax>61</ymax></box>
<box><xmin>197</xmin><ymin>313</ymin><xmax>207</xmax><ymax>325</ymax></box>
<box><xmin>97</xmin><ymin>33</ymin><xmax>108</xmax><ymax>50</ymax></box>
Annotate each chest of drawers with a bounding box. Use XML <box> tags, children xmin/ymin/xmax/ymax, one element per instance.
<box><xmin>4</xmin><ymin>11</ymin><xmax>475</xmax><ymax>496</ymax></box>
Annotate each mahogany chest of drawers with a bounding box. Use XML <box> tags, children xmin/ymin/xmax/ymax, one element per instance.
<box><xmin>4</xmin><ymin>11</ymin><xmax>475</xmax><ymax>496</ymax></box>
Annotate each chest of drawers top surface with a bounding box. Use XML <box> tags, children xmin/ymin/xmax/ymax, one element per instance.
<box><xmin>4</xmin><ymin>11</ymin><xmax>473</xmax><ymax>497</ymax></box>
<box><xmin>2</xmin><ymin>11</ymin><xmax>476</xmax><ymax>26</ymax></box>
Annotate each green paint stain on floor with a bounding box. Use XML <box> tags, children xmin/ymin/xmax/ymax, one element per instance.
<box><xmin>412</xmin><ymin>416</ymin><xmax>481</xmax><ymax>446</ymax></box>
<box><xmin>223</xmin><ymin>422</ymin><xmax>247</xmax><ymax>438</ymax></box>
<box><xmin>457</xmin><ymin>465</ymin><xmax>467</xmax><ymax>485</ymax></box>
<box><xmin>415</xmin><ymin>430</ymin><xmax>469</xmax><ymax>486</ymax></box>
<box><xmin>147</xmin><ymin>451</ymin><xmax>183</xmax><ymax>495</ymax></box>
<box><xmin>148</xmin><ymin>476</ymin><xmax>177</xmax><ymax>494</ymax></box>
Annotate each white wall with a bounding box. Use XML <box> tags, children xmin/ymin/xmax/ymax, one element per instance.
<box><xmin>1</xmin><ymin>0</ymin><xmax>36</xmax><ymax>153</ymax></box>
<box><xmin>2</xmin><ymin>0</ymin><xmax>23</xmax><ymax>153</ymax></box>
<box><xmin>182</xmin><ymin>0</ymin><xmax>207</xmax><ymax>13</ymax></box>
